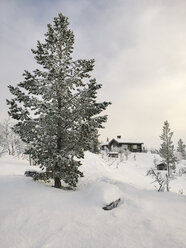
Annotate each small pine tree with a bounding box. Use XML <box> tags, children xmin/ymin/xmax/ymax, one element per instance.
<box><xmin>159</xmin><ymin>120</ymin><xmax>177</xmax><ymax>176</ymax></box>
<box><xmin>7</xmin><ymin>13</ymin><xmax>111</xmax><ymax>188</ymax></box>
<box><xmin>177</xmin><ymin>139</ymin><xmax>186</xmax><ymax>159</ymax></box>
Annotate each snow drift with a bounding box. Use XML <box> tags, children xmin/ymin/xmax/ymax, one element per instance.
<box><xmin>0</xmin><ymin>152</ymin><xmax>186</xmax><ymax>248</ymax></box>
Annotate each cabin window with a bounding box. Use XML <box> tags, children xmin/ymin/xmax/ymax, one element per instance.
<box><xmin>122</xmin><ymin>145</ymin><xmax>128</xmax><ymax>149</ymax></box>
<box><xmin>133</xmin><ymin>145</ymin><xmax>137</xmax><ymax>149</ymax></box>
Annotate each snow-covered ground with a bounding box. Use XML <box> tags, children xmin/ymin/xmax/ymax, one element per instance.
<box><xmin>0</xmin><ymin>152</ymin><xmax>186</xmax><ymax>248</ymax></box>
<box><xmin>99</xmin><ymin>152</ymin><xmax>186</xmax><ymax>194</ymax></box>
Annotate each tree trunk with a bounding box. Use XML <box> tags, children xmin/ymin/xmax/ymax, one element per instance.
<box><xmin>54</xmin><ymin>92</ymin><xmax>63</xmax><ymax>189</ymax></box>
<box><xmin>165</xmin><ymin>173</ymin><xmax>169</xmax><ymax>192</ymax></box>
<box><xmin>167</xmin><ymin>162</ymin><xmax>170</xmax><ymax>177</ymax></box>
<box><xmin>29</xmin><ymin>154</ymin><xmax>32</xmax><ymax>166</ymax></box>
<box><xmin>57</xmin><ymin>95</ymin><xmax>62</xmax><ymax>151</ymax></box>
<box><xmin>54</xmin><ymin>177</ymin><xmax>61</xmax><ymax>188</ymax></box>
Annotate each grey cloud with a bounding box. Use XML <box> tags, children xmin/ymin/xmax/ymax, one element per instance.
<box><xmin>1</xmin><ymin>0</ymin><xmax>186</xmax><ymax>148</ymax></box>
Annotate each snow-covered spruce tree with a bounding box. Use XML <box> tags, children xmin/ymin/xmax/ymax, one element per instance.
<box><xmin>7</xmin><ymin>13</ymin><xmax>110</xmax><ymax>189</ymax></box>
<box><xmin>159</xmin><ymin>120</ymin><xmax>177</xmax><ymax>176</ymax></box>
<box><xmin>177</xmin><ymin>139</ymin><xmax>186</xmax><ymax>159</ymax></box>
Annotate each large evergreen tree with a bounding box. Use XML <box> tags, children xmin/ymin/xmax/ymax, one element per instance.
<box><xmin>7</xmin><ymin>13</ymin><xmax>110</xmax><ymax>188</ymax></box>
<box><xmin>159</xmin><ymin>120</ymin><xmax>176</xmax><ymax>176</ymax></box>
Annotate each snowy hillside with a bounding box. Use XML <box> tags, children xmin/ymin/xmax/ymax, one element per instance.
<box><xmin>0</xmin><ymin>152</ymin><xmax>186</xmax><ymax>248</ymax></box>
<box><xmin>98</xmin><ymin>152</ymin><xmax>186</xmax><ymax>194</ymax></box>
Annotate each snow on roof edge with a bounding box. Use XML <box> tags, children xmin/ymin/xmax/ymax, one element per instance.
<box><xmin>110</xmin><ymin>138</ymin><xmax>143</xmax><ymax>144</ymax></box>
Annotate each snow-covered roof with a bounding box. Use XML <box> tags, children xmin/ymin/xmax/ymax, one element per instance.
<box><xmin>111</xmin><ymin>138</ymin><xmax>143</xmax><ymax>144</ymax></box>
<box><xmin>100</xmin><ymin>138</ymin><xmax>143</xmax><ymax>147</ymax></box>
<box><xmin>100</xmin><ymin>142</ymin><xmax>109</xmax><ymax>146</ymax></box>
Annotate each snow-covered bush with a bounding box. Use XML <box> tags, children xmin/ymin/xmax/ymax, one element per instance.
<box><xmin>147</xmin><ymin>168</ymin><xmax>168</xmax><ymax>192</ymax></box>
<box><xmin>0</xmin><ymin>146</ymin><xmax>6</xmax><ymax>157</ymax></box>
<box><xmin>147</xmin><ymin>168</ymin><xmax>176</xmax><ymax>192</ymax></box>
<box><xmin>0</xmin><ymin>119</ymin><xmax>27</xmax><ymax>157</ymax></box>
<box><xmin>25</xmin><ymin>170</ymin><xmax>51</xmax><ymax>183</ymax></box>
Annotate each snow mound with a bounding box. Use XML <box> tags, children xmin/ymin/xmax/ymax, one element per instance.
<box><xmin>84</xmin><ymin>181</ymin><xmax>122</xmax><ymax>206</ymax></box>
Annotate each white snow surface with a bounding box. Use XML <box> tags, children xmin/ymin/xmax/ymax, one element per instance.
<box><xmin>0</xmin><ymin>152</ymin><xmax>186</xmax><ymax>248</ymax></box>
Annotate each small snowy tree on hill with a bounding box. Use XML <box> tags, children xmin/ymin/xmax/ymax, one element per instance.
<box><xmin>159</xmin><ymin>120</ymin><xmax>177</xmax><ymax>176</ymax></box>
<box><xmin>177</xmin><ymin>139</ymin><xmax>186</xmax><ymax>159</ymax></box>
<box><xmin>147</xmin><ymin>121</ymin><xmax>176</xmax><ymax>192</ymax></box>
<box><xmin>7</xmin><ymin>13</ymin><xmax>110</xmax><ymax>188</ymax></box>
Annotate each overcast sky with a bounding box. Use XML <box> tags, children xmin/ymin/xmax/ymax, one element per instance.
<box><xmin>1</xmin><ymin>0</ymin><xmax>186</xmax><ymax>148</ymax></box>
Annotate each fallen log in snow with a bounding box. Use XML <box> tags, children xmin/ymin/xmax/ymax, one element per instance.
<box><xmin>102</xmin><ymin>198</ymin><xmax>121</xmax><ymax>210</ymax></box>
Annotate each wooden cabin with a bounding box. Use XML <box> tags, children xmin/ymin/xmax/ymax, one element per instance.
<box><xmin>101</xmin><ymin>136</ymin><xmax>144</xmax><ymax>153</ymax></box>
